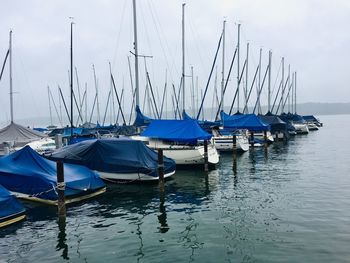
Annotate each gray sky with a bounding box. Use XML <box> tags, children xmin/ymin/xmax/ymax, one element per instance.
<box><xmin>1</xmin><ymin>0</ymin><xmax>350</xmax><ymax>126</ymax></box>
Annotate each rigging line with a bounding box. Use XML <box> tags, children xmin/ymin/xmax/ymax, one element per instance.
<box><xmin>253</xmin><ymin>64</ymin><xmax>269</xmax><ymax>113</ymax></box>
<box><xmin>242</xmin><ymin>65</ymin><xmax>259</xmax><ymax>113</ymax></box>
<box><xmin>58</xmin><ymin>86</ymin><xmax>71</xmax><ymax>124</ymax></box>
<box><xmin>111</xmin><ymin>0</ymin><xmax>128</xmax><ymax>69</ymax></box>
<box><xmin>110</xmin><ymin>71</ymin><xmax>126</xmax><ymax>125</ymax></box>
<box><xmin>160</xmin><ymin>81</ymin><xmax>167</xmax><ymax>118</ymax></box>
<box><xmin>275</xmin><ymin>75</ymin><xmax>290</xmax><ymax>114</ymax></box>
<box><xmin>271</xmin><ymin>80</ymin><xmax>283</xmax><ymax>113</ymax></box>
<box><xmin>271</xmin><ymin>58</ymin><xmax>282</xmax><ymax>96</ymax></box>
<box><xmin>76</xmin><ymin>90</ymin><xmax>87</xmax><ymax>127</ymax></box>
<box><xmin>49</xmin><ymin>87</ymin><xmax>63</xmax><ymax>126</ymax></box>
<box><xmin>196</xmin><ymin>32</ymin><xmax>223</xmax><ymax>120</ymax></box>
<box><xmin>148</xmin><ymin>0</ymin><xmax>179</xmax><ymax>82</ymax></box>
<box><xmin>0</xmin><ymin>49</ymin><xmax>9</xmax><ymax>83</ymax></box>
<box><xmin>146</xmin><ymin>71</ymin><xmax>160</xmax><ymax>118</ymax></box>
<box><xmin>116</xmin><ymin>89</ymin><xmax>124</xmax><ymax>124</ymax></box>
<box><xmin>139</xmin><ymin>0</ymin><xmax>153</xmax><ymax>58</ymax></box>
<box><xmin>102</xmin><ymin>90</ymin><xmax>111</xmax><ymax>126</ymax></box>
<box><xmin>215</xmin><ymin>47</ymin><xmax>237</xmax><ymax>120</ymax></box>
<box><xmin>127</xmin><ymin>56</ymin><xmax>135</xmax><ymax>125</ymax></box>
<box><xmin>229</xmin><ymin>59</ymin><xmax>247</xmax><ymax>115</ymax></box>
<box><xmin>89</xmin><ymin>94</ymin><xmax>97</xmax><ymax>124</ymax></box>
<box><xmin>172</xmin><ymin>83</ymin><xmax>181</xmax><ymax>119</ymax></box>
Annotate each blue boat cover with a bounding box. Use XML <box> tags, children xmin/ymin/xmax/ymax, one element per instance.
<box><xmin>182</xmin><ymin>111</ymin><xmax>221</xmax><ymax>131</ymax></box>
<box><xmin>258</xmin><ymin>115</ymin><xmax>287</xmax><ymax>133</ymax></box>
<box><xmin>0</xmin><ymin>184</ymin><xmax>25</xmax><ymax>219</ymax></box>
<box><xmin>47</xmin><ymin>139</ymin><xmax>176</xmax><ymax>178</ymax></box>
<box><xmin>134</xmin><ymin>106</ymin><xmax>153</xmax><ymax>127</ymax></box>
<box><xmin>141</xmin><ymin>119</ymin><xmax>212</xmax><ymax>144</ymax></box>
<box><xmin>280</xmin><ymin>113</ymin><xmax>306</xmax><ymax>123</ymax></box>
<box><xmin>220</xmin><ymin>112</ymin><xmax>270</xmax><ymax>132</ymax></box>
<box><xmin>0</xmin><ymin>146</ymin><xmax>105</xmax><ymax>201</ymax></box>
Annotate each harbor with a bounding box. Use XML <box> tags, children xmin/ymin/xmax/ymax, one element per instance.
<box><xmin>1</xmin><ymin>0</ymin><xmax>350</xmax><ymax>262</ymax></box>
<box><xmin>1</xmin><ymin>115</ymin><xmax>350</xmax><ymax>262</ymax></box>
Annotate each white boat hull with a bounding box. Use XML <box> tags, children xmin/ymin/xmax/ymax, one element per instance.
<box><xmin>98</xmin><ymin>170</ymin><xmax>175</xmax><ymax>183</ymax></box>
<box><xmin>212</xmin><ymin>135</ymin><xmax>249</xmax><ymax>152</ymax></box>
<box><xmin>131</xmin><ymin>136</ymin><xmax>220</xmax><ymax>166</ymax></box>
<box><xmin>293</xmin><ymin>123</ymin><xmax>309</xmax><ymax>134</ymax></box>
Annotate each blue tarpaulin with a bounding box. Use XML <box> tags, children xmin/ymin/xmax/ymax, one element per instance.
<box><xmin>280</xmin><ymin>113</ymin><xmax>306</xmax><ymax>123</ymax></box>
<box><xmin>258</xmin><ymin>115</ymin><xmax>287</xmax><ymax>133</ymax></box>
<box><xmin>220</xmin><ymin>112</ymin><xmax>270</xmax><ymax>132</ymax></box>
<box><xmin>182</xmin><ymin>111</ymin><xmax>221</xmax><ymax>131</ymax></box>
<box><xmin>47</xmin><ymin>139</ymin><xmax>176</xmax><ymax>178</ymax></box>
<box><xmin>141</xmin><ymin>119</ymin><xmax>212</xmax><ymax>144</ymax></box>
<box><xmin>0</xmin><ymin>184</ymin><xmax>25</xmax><ymax>219</ymax></box>
<box><xmin>0</xmin><ymin>146</ymin><xmax>105</xmax><ymax>201</ymax></box>
<box><xmin>134</xmin><ymin>106</ymin><xmax>153</xmax><ymax>127</ymax></box>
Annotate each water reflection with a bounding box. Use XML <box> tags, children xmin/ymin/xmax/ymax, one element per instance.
<box><xmin>56</xmin><ymin>215</ymin><xmax>69</xmax><ymax>260</ymax></box>
<box><xmin>158</xmin><ymin>190</ymin><xmax>169</xmax><ymax>233</ymax></box>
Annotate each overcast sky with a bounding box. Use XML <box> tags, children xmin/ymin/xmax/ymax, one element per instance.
<box><xmin>1</xmin><ymin>0</ymin><xmax>350</xmax><ymax>126</ymax></box>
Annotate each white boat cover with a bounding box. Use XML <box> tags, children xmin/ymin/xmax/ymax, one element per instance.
<box><xmin>0</xmin><ymin>122</ymin><xmax>46</xmax><ymax>147</ymax></box>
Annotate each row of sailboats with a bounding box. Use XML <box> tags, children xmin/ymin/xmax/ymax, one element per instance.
<box><xmin>0</xmin><ymin>2</ymin><xmax>323</xmax><ymax>228</ymax></box>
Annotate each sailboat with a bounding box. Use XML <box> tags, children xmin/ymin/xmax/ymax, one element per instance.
<box><xmin>134</xmin><ymin>119</ymin><xmax>219</xmax><ymax>167</ymax></box>
<box><xmin>0</xmin><ymin>31</ymin><xmax>47</xmax><ymax>155</ymax></box>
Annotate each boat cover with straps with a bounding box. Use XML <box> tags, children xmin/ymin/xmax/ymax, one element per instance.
<box><xmin>141</xmin><ymin>119</ymin><xmax>212</xmax><ymax>144</ymax></box>
<box><xmin>0</xmin><ymin>146</ymin><xmax>105</xmax><ymax>201</ymax></box>
<box><xmin>220</xmin><ymin>112</ymin><xmax>270</xmax><ymax>132</ymax></box>
<box><xmin>47</xmin><ymin>138</ymin><xmax>176</xmax><ymax>178</ymax></box>
<box><xmin>0</xmin><ymin>184</ymin><xmax>25</xmax><ymax>219</ymax></box>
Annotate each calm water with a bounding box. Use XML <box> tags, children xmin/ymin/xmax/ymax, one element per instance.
<box><xmin>1</xmin><ymin>115</ymin><xmax>350</xmax><ymax>263</ymax></box>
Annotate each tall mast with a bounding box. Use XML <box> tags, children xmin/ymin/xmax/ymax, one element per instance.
<box><xmin>294</xmin><ymin>71</ymin><xmax>297</xmax><ymax>114</ymax></box>
<box><xmin>9</xmin><ymin>30</ymin><xmax>14</xmax><ymax>123</ymax></box>
<box><xmin>281</xmin><ymin>57</ymin><xmax>284</xmax><ymax>114</ymax></box>
<box><xmin>268</xmin><ymin>50</ymin><xmax>272</xmax><ymax>112</ymax></box>
<box><xmin>70</xmin><ymin>22</ymin><xmax>73</xmax><ymax>136</ymax></box>
<box><xmin>48</xmin><ymin>86</ymin><xmax>53</xmax><ymax>126</ymax></box>
<box><xmin>132</xmin><ymin>0</ymin><xmax>140</xmax><ymax>109</ymax></box>
<box><xmin>237</xmin><ymin>23</ymin><xmax>241</xmax><ymax>113</ymax></box>
<box><xmin>244</xmin><ymin>42</ymin><xmax>249</xmax><ymax>113</ymax></box>
<box><xmin>182</xmin><ymin>3</ymin><xmax>186</xmax><ymax>114</ymax></box>
<box><xmin>92</xmin><ymin>64</ymin><xmax>100</xmax><ymax>123</ymax></box>
<box><xmin>221</xmin><ymin>20</ymin><xmax>226</xmax><ymax>112</ymax></box>
<box><xmin>288</xmin><ymin>64</ymin><xmax>290</xmax><ymax>113</ymax></box>
<box><xmin>191</xmin><ymin>66</ymin><xmax>195</xmax><ymax>117</ymax></box>
<box><xmin>258</xmin><ymin>47</ymin><xmax>262</xmax><ymax>114</ymax></box>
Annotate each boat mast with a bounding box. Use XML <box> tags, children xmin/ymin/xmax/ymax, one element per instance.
<box><xmin>92</xmin><ymin>64</ymin><xmax>100</xmax><ymax>123</ymax></box>
<box><xmin>9</xmin><ymin>30</ymin><xmax>14</xmax><ymax>123</ymax></box>
<box><xmin>294</xmin><ymin>71</ymin><xmax>297</xmax><ymax>114</ymax></box>
<box><xmin>47</xmin><ymin>86</ymin><xmax>53</xmax><ymax>126</ymax></box>
<box><xmin>70</xmin><ymin>21</ymin><xmax>73</xmax><ymax>136</ymax></box>
<box><xmin>281</xmin><ymin>57</ymin><xmax>284</xmax><ymax>114</ymax></box>
<box><xmin>268</xmin><ymin>50</ymin><xmax>272</xmax><ymax>113</ymax></box>
<box><xmin>221</xmin><ymin>20</ymin><xmax>226</xmax><ymax>113</ymax></box>
<box><xmin>237</xmin><ymin>23</ymin><xmax>241</xmax><ymax>113</ymax></box>
<box><xmin>257</xmin><ymin>47</ymin><xmax>262</xmax><ymax>114</ymax></box>
<box><xmin>132</xmin><ymin>0</ymin><xmax>140</xmax><ymax>110</ymax></box>
<box><xmin>288</xmin><ymin>64</ymin><xmax>291</xmax><ymax>113</ymax></box>
<box><xmin>244</xmin><ymin>42</ymin><xmax>249</xmax><ymax>113</ymax></box>
<box><xmin>182</xmin><ymin>3</ymin><xmax>186</xmax><ymax>115</ymax></box>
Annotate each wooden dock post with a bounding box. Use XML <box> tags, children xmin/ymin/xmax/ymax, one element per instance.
<box><xmin>56</xmin><ymin>160</ymin><xmax>66</xmax><ymax>216</ymax></box>
<box><xmin>264</xmin><ymin>131</ymin><xmax>268</xmax><ymax>147</ymax></box>
<box><xmin>204</xmin><ymin>140</ymin><xmax>209</xmax><ymax>172</ymax></box>
<box><xmin>158</xmin><ymin>149</ymin><xmax>164</xmax><ymax>189</ymax></box>
<box><xmin>250</xmin><ymin>131</ymin><xmax>254</xmax><ymax>148</ymax></box>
